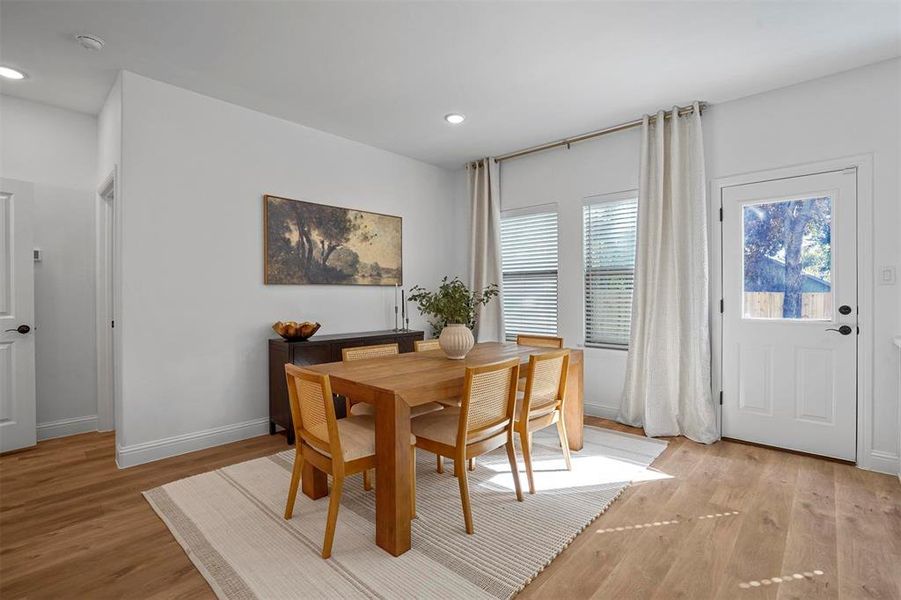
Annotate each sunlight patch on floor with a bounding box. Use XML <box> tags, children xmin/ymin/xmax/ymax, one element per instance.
<box><xmin>478</xmin><ymin>453</ymin><xmax>673</xmax><ymax>492</ymax></box>
<box><xmin>738</xmin><ymin>570</ymin><xmax>824</xmax><ymax>589</ymax></box>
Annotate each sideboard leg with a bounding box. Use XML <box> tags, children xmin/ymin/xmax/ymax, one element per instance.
<box><xmin>269</xmin><ymin>420</ymin><xmax>277</xmax><ymax>435</ymax></box>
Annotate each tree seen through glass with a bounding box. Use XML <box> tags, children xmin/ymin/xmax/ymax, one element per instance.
<box><xmin>742</xmin><ymin>197</ymin><xmax>832</xmax><ymax>320</ymax></box>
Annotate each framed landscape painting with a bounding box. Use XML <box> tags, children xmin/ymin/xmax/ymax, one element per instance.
<box><xmin>264</xmin><ymin>195</ymin><xmax>402</xmax><ymax>285</ymax></box>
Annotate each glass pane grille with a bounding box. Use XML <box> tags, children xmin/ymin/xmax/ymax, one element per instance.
<box><xmin>501</xmin><ymin>211</ymin><xmax>558</xmax><ymax>341</ymax></box>
<box><xmin>584</xmin><ymin>198</ymin><xmax>638</xmax><ymax>347</ymax></box>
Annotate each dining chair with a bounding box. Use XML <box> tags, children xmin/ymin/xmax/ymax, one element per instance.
<box><xmin>413</xmin><ymin>334</ymin><xmax>461</xmax><ymax>474</ymax></box>
<box><xmin>283</xmin><ymin>364</ymin><xmax>417</xmax><ymax>558</ymax></box>
<box><xmin>411</xmin><ymin>358</ymin><xmax>524</xmax><ymax>534</ymax></box>
<box><xmin>515</xmin><ymin>334</ymin><xmax>564</xmax><ymax>349</ymax></box>
<box><xmin>342</xmin><ymin>342</ymin><xmax>443</xmax><ymax>489</ymax></box>
<box><xmin>343</xmin><ymin>343</ymin><xmax>444</xmax><ymax>418</ymax></box>
<box><xmin>414</xmin><ymin>338</ymin><xmax>461</xmax><ymax>414</ymax></box>
<box><xmin>341</xmin><ymin>343</ymin><xmax>400</xmax><ymax>419</ymax></box>
<box><xmin>341</xmin><ymin>343</ymin><xmax>401</xmax><ymax>362</ymax></box>
<box><xmin>515</xmin><ymin>334</ymin><xmax>564</xmax><ymax>391</ymax></box>
<box><xmin>414</xmin><ymin>339</ymin><xmax>441</xmax><ymax>352</ymax></box>
<box><xmin>514</xmin><ymin>349</ymin><xmax>572</xmax><ymax>494</ymax></box>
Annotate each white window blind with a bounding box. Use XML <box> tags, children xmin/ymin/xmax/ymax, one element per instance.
<box><xmin>583</xmin><ymin>197</ymin><xmax>638</xmax><ymax>348</ymax></box>
<box><xmin>500</xmin><ymin>210</ymin><xmax>558</xmax><ymax>341</ymax></box>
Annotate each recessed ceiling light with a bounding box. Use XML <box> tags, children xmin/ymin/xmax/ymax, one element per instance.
<box><xmin>75</xmin><ymin>34</ymin><xmax>105</xmax><ymax>51</ymax></box>
<box><xmin>444</xmin><ymin>113</ymin><xmax>465</xmax><ymax>125</ymax></box>
<box><xmin>0</xmin><ymin>66</ymin><xmax>26</xmax><ymax>80</ymax></box>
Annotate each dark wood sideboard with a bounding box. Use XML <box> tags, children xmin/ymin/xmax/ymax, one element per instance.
<box><xmin>268</xmin><ymin>329</ymin><xmax>424</xmax><ymax>444</ymax></box>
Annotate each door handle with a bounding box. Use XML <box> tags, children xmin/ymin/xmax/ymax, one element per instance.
<box><xmin>825</xmin><ymin>325</ymin><xmax>853</xmax><ymax>335</ymax></box>
<box><xmin>4</xmin><ymin>324</ymin><xmax>31</xmax><ymax>334</ymax></box>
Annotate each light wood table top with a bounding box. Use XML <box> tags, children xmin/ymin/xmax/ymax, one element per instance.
<box><xmin>308</xmin><ymin>340</ymin><xmax>583</xmax><ymax>406</ymax></box>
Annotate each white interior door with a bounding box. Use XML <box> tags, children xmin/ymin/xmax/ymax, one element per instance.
<box><xmin>722</xmin><ymin>169</ymin><xmax>857</xmax><ymax>461</ymax></box>
<box><xmin>0</xmin><ymin>179</ymin><xmax>36</xmax><ymax>452</ymax></box>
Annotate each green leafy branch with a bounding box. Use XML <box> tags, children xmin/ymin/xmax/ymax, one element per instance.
<box><xmin>407</xmin><ymin>276</ymin><xmax>499</xmax><ymax>333</ymax></box>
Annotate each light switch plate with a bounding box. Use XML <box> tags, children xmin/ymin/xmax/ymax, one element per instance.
<box><xmin>33</xmin><ymin>248</ymin><xmax>42</xmax><ymax>262</ymax></box>
<box><xmin>878</xmin><ymin>265</ymin><xmax>896</xmax><ymax>285</ymax></box>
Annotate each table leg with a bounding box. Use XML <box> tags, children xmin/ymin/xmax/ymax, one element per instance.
<box><xmin>374</xmin><ymin>391</ymin><xmax>412</xmax><ymax>556</ymax></box>
<box><xmin>564</xmin><ymin>357</ymin><xmax>584</xmax><ymax>451</ymax></box>
<box><xmin>302</xmin><ymin>451</ymin><xmax>329</xmax><ymax>500</ymax></box>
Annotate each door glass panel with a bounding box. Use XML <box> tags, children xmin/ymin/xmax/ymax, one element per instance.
<box><xmin>742</xmin><ymin>196</ymin><xmax>832</xmax><ymax>320</ymax></box>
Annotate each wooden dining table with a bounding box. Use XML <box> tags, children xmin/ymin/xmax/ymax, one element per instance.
<box><xmin>303</xmin><ymin>341</ymin><xmax>584</xmax><ymax>557</ymax></box>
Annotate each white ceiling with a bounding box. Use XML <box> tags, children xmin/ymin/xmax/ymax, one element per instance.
<box><xmin>1</xmin><ymin>1</ymin><xmax>899</xmax><ymax>168</ymax></box>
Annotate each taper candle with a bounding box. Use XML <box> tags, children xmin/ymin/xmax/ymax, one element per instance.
<box><xmin>394</xmin><ymin>283</ymin><xmax>399</xmax><ymax>330</ymax></box>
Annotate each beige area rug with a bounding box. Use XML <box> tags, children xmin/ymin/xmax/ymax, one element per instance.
<box><xmin>144</xmin><ymin>426</ymin><xmax>667</xmax><ymax>600</ymax></box>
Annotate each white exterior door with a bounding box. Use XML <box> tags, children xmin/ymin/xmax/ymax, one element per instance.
<box><xmin>722</xmin><ymin>169</ymin><xmax>857</xmax><ymax>461</ymax></box>
<box><xmin>0</xmin><ymin>179</ymin><xmax>36</xmax><ymax>452</ymax></box>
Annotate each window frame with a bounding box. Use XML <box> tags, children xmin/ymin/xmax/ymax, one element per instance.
<box><xmin>500</xmin><ymin>203</ymin><xmax>560</xmax><ymax>342</ymax></box>
<box><xmin>582</xmin><ymin>190</ymin><xmax>639</xmax><ymax>351</ymax></box>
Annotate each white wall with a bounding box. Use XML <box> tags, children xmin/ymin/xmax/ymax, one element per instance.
<box><xmin>112</xmin><ymin>72</ymin><xmax>465</xmax><ymax>466</ymax></box>
<box><xmin>500</xmin><ymin>58</ymin><xmax>901</xmax><ymax>473</ymax></box>
<box><xmin>0</xmin><ymin>95</ymin><xmax>99</xmax><ymax>439</ymax></box>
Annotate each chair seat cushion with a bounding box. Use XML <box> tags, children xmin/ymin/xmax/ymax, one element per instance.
<box><xmin>411</xmin><ymin>408</ymin><xmax>500</xmax><ymax>447</ymax></box>
<box><xmin>349</xmin><ymin>401</ymin><xmax>445</xmax><ymax>418</ymax></box>
<box><xmin>307</xmin><ymin>416</ymin><xmax>415</xmax><ymax>462</ymax></box>
<box><xmin>514</xmin><ymin>391</ymin><xmax>557</xmax><ymax>422</ymax></box>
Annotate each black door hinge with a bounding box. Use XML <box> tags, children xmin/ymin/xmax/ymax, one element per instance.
<box><xmin>111</xmin><ymin>320</ymin><xmax>115</xmax><ymax>328</ymax></box>
<box><xmin>719</xmin><ymin>207</ymin><xmax>723</xmax><ymax>222</ymax></box>
<box><xmin>719</xmin><ymin>299</ymin><xmax>724</xmax><ymax>313</ymax></box>
<box><xmin>719</xmin><ymin>391</ymin><xmax>723</xmax><ymax>405</ymax></box>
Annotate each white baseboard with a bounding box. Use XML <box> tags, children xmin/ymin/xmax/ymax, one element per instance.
<box><xmin>116</xmin><ymin>417</ymin><xmax>270</xmax><ymax>469</ymax></box>
<box><xmin>37</xmin><ymin>415</ymin><xmax>98</xmax><ymax>441</ymax></box>
<box><xmin>863</xmin><ymin>450</ymin><xmax>900</xmax><ymax>476</ymax></box>
<box><xmin>584</xmin><ymin>403</ymin><xmax>619</xmax><ymax>420</ymax></box>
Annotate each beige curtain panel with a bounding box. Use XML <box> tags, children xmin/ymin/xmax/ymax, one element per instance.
<box><xmin>468</xmin><ymin>158</ymin><xmax>505</xmax><ymax>342</ymax></box>
<box><xmin>620</xmin><ymin>102</ymin><xmax>717</xmax><ymax>444</ymax></box>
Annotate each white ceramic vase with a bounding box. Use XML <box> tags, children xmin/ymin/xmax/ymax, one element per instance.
<box><xmin>438</xmin><ymin>324</ymin><xmax>475</xmax><ymax>360</ymax></box>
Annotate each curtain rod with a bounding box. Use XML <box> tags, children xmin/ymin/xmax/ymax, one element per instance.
<box><xmin>493</xmin><ymin>101</ymin><xmax>707</xmax><ymax>163</ymax></box>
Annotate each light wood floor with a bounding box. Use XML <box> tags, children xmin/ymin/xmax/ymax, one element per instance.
<box><xmin>1</xmin><ymin>419</ymin><xmax>899</xmax><ymax>599</ymax></box>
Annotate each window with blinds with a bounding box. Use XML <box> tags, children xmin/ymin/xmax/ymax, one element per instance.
<box><xmin>583</xmin><ymin>197</ymin><xmax>638</xmax><ymax>348</ymax></box>
<box><xmin>500</xmin><ymin>210</ymin><xmax>558</xmax><ymax>341</ymax></box>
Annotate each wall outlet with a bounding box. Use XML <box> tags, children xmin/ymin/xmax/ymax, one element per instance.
<box><xmin>878</xmin><ymin>265</ymin><xmax>896</xmax><ymax>285</ymax></box>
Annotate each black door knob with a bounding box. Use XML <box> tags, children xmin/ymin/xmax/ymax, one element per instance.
<box><xmin>4</xmin><ymin>324</ymin><xmax>31</xmax><ymax>334</ymax></box>
<box><xmin>838</xmin><ymin>305</ymin><xmax>853</xmax><ymax>315</ymax></box>
<box><xmin>825</xmin><ymin>325</ymin><xmax>853</xmax><ymax>335</ymax></box>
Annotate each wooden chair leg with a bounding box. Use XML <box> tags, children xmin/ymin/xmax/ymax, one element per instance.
<box><xmin>457</xmin><ymin>461</ymin><xmax>474</xmax><ymax>534</ymax></box>
<box><xmin>437</xmin><ymin>455</ymin><xmax>444</xmax><ymax>474</ymax></box>
<box><xmin>410</xmin><ymin>447</ymin><xmax>417</xmax><ymax>519</ymax></box>
<box><xmin>505</xmin><ymin>436</ymin><xmax>524</xmax><ymax>502</ymax></box>
<box><xmin>468</xmin><ymin>457</ymin><xmax>475</xmax><ymax>471</ymax></box>
<box><xmin>321</xmin><ymin>474</ymin><xmax>344</xmax><ymax>559</ymax></box>
<box><xmin>363</xmin><ymin>469</ymin><xmax>372</xmax><ymax>491</ymax></box>
<box><xmin>284</xmin><ymin>449</ymin><xmax>303</xmax><ymax>519</ymax></box>
<box><xmin>556</xmin><ymin>416</ymin><xmax>572</xmax><ymax>471</ymax></box>
<box><xmin>520</xmin><ymin>429</ymin><xmax>536</xmax><ymax>495</ymax></box>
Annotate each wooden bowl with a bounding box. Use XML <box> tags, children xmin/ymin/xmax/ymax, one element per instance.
<box><xmin>272</xmin><ymin>320</ymin><xmax>321</xmax><ymax>341</ymax></box>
